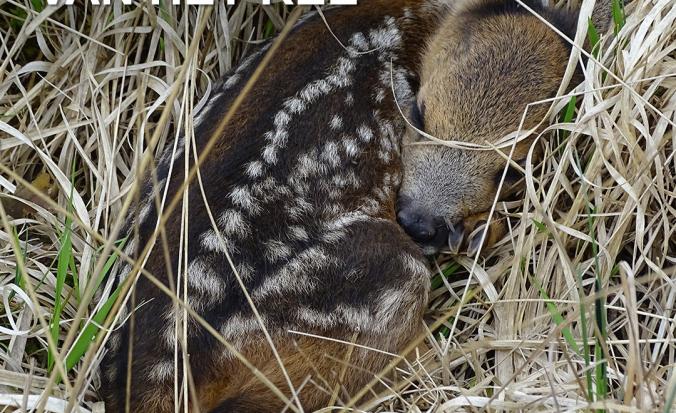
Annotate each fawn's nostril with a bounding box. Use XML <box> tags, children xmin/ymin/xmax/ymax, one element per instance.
<box><xmin>397</xmin><ymin>209</ymin><xmax>437</xmax><ymax>243</ymax></box>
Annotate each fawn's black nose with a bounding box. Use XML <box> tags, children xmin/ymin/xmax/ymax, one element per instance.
<box><xmin>397</xmin><ymin>209</ymin><xmax>438</xmax><ymax>243</ymax></box>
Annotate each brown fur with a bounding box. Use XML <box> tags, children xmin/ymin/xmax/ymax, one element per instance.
<box><xmin>101</xmin><ymin>0</ymin><xmax>612</xmax><ymax>411</ymax></box>
<box><xmin>397</xmin><ymin>0</ymin><xmax>611</xmax><ymax>256</ymax></box>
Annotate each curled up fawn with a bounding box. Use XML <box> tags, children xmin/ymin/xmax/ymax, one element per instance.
<box><xmin>101</xmin><ymin>0</ymin><xmax>611</xmax><ymax>411</ymax></box>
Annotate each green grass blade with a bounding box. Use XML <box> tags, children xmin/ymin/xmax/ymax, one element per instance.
<box><xmin>264</xmin><ymin>20</ymin><xmax>277</xmax><ymax>39</ymax></box>
<box><xmin>530</xmin><ymin>274</ymin><xmax>582</xmax><ymax>356</ymax></box>
<box><xmin>9</xmin><ymin>228</ymin><xmax>26</xmax><ymax>302</ymax></box>
<box><xmin>612</xmin><ymin>0</ymin><xmax>626</xmax><ymax>34</ymax></box>
<box><xmin>558</xmin><ymin>96</ymin><xmax>578</xmax><ymax>150</ymax></box>
<box><xmin>578</xmin><ymin>273</ymin><xmax>594</xmax><ymax>401</ymax></box>
<box><xmin>30</xmin><ymin>0</ymin><xmax>44</xmax><ymax>12</ymax></box>
<box><xmin>430</xmin><ymin>262</ymin><xmax>460</xmax><ymax>290</ymax></box>
<box><xmin>60</xmin><ymin>237</ymin><xmax>126</xmax><ymax>375</ymax></box>
<box><xmin>65</xmin><ymin>283</ymin><xmax>123</xmax><ymax>371</ymax></box>
<box><xmin>92</xmin><ymin>238</ymin><xmax>127</xmax><ymax>294</ymax></box>
<box><xmin>587</xmin><ymin>202</ymin><xmax>609</xmax><ymax>409</ymax></box>
<box><xmin>587</xmin><ymin>18</ymin><xmax>601</xmax><ymax>58</ymax></box>
<box><xmin>48</xmin><ymin>212</ymin><xmax>72</xmax><ymax>372</ymax></box>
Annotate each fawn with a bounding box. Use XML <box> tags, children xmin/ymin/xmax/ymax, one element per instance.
<box><xmin>101</xmin><ymin>0</ymin><xmax>610</xmax><ymax>411</ymax></box>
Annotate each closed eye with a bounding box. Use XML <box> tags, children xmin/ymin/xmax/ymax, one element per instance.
<box><xmin>495</xmin><ymin>158</ymin><xmax>526</xmax><ymax>184</ymax></box>
<box><xmin>409</xmin><ymin>102</ymin><xmax>425</xmax><ymax>131</ymax></box>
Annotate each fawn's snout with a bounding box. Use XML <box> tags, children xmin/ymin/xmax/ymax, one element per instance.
<box><xmin>396</xmin><ymin>193</ymin><xmax>507</xmax><ymax>257</ymax></box>
<box><xmin>396</xmin><ymin>195</ymin><xmax>449</xmax><ymax>254</ymax></box>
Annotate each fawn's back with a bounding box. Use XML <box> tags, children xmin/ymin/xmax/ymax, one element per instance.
<box><xmin>102</xmin><ymin>1</ymin><xmax>438</xmax><ymax>411</ymax></box>
<box><xmin>101</xmin><ymin>0</ymin><xmax>610</xmax><ymax>410</ymax></box>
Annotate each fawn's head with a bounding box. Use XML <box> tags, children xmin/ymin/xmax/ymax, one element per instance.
<box><xmin>397</xmin><ymin>0</ymin><xmax>611</xmax><ymax>255</ymax></box>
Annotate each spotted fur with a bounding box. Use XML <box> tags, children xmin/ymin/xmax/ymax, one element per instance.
<box><xmin>102</xmin><ymin>1</ymin><xmax>441</xmax><ymax>411</ymax></box>
<box><xmin>101</xmin><ymin>0</ymin><xmax>611</xmax><ymax>410</ymax></box>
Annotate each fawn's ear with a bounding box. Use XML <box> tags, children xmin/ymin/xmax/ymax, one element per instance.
<box><xmin>591</xmin><ymin>0</ymin><xmax>614</xmax><ymax>33</ymax></box>
<box><xmin>556</xmin><ymin>0</ymin><xmax>614</xmax><ymax>37</ymax></box>
<box><xmin>539</xmin><ymin>0</ymin><xmax>614</xmax><ymax>45</ymax></box>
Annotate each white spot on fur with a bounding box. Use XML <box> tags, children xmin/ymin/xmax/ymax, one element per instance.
<box><xmin>343</xmin><ymin>138</ymin><xmax>360</xmax><ymax>157</ymax></box>
<box><xmin>138</xmin><ymin>178</ymin><xmax>167</xmax><ymax>224</ymax></box>
<box><xmin>123</xmin><ymin>238</ymin><xmax>136</xmax><ymax>258</ymax></box>
<box><xmin>350</xmin><ymin>32</ymin><xmax>369</xmax><ymax>51</ymax></box>
<box><xmin>148</xmin><ymin>360</ymin><xmax>174</xmax><ymax>382</ymax></box>
<box><xmin>401</xmin><ymin>253</ymin><xmax>429</xmax><ymax>278</ymax></box>
<box><xmin>254</xmin><ymin>247</ymin><xmax>331</xmax><ymax>298</ymax></box>
<box><xmin>331</xmin><ymin>175</ymin><xmax>348</xmax><ymax>188</ymax></box>
<box><xmin>327</xmin><ymin>57</ymin><xmax>356</xmax><ymax>88</ymax></box>
<box><xmin>375</xmin><ymin>88</ymin><xmax>386</xmax><ymax>103</ymax></box>
<box><xmin>297</xmin><ymin>307</ymin><xmax>337</xmax><ymax>329</ymax></box>
<box><xmin>322</xmin><ymin>228</ymin><xmax>347</xmax><ymax>244</ymax></box>
<box><xmin>220</xmin><ymin>314</ymin><xmax>263</xmax><ymax>340</ymax></box>
<box><xmin>330</xmin><ymin>115</ymin><xmax>343</xmax><ymax>130</ymax></box>
<box><xmin>172</xmin><ymin>140</ymin><xmax>185</xmax><ymax>162</ymax></box>
<box><xmin>107</xmin><ymin>333</ymin><xmax>121</xmax><ymax>354</ymax></box>
<box><xmin>274</xmin><ymin>110</ymin><xmax>291</xmax><ymax>129</ymax></box>
<box><xmin>117</xmin><ymin>264</ymin><xmax>132</xmax><ymax>284</ymax></box>
<box><xmin>138</xmin><ymin>201</ymin><xmax>152</xmax><ymax>223</ymax></box>
<box><xmin>327</xmin><ymin>188</ymin><xmax>343</xmax><ymax>200</ymax></box>
<box><xmin>262</xmin><ymin>176</ymin><xmax>277</xmax><ymax>190</ymax></box>
<box><xmin>297</xmin><ymin>152</ymin><xmax>327</xmax><ymax>178</ymax></box>
<box><xmin>218</xmin><ymin>209</ymin><xmax>251</xmax><ymax>237</ymax></box>
<box><xmin>323</xmin><ymin>203</ymin><xmax>344</xmax><ymax>216</ymax></box>
<box><xmin>237</xmin><ymin>44</ymin><xmax>269</xmax><ymax>72</ymax></box>
<box><xmin>245</xmin><ymin>161</ymin><xmax>264</xmax><ymax>178</ymax></box>
<box><xmin>285</xmin><ymin>197</ymin><xmax>314</xmax><ymax>220</ymax></box>
<box><xmin>235</xmin><ymin>262</ymin><xmax>254</xmax><ymax>281</ymax></box>
<box><xmin>229</xmin><ymin>186</ymin><xmax>261</xmax><ymax>214</ymax></box>
<box><xmin>297</xmin><ymin>304</ymin><xmax>374</xmax><ymax>332</ymax></box>
<box><xmin>357</xmin><ymin>125</ymin><xmax>374</xmax><ymax>143</ymax></box>
<box><xmin>345</xmin><ymin>93</ymin><xmax>355</xmax><ymax>106</ymax></box>
<box><xmin>223</xmin><ymin>74</ymin><xmax>241</xmax><ymax>90</ymax></box>
<box><xmin>284</xmin><ymin>97</ymin><xmax>306</xmax><ymax>114</ymax></box>
<box><xmin>288</xmin><ymin>176</ymin><xmax>310</xmax><ymax>196</ymax></box>
<box><xmin>338</xmin><ymin>305</ymin><xmax>373</xmax><ymax>332</ymax></box>
<box><xmin>187</xmin><ymin>258</ymin><xmax>227</xmax><ymax>309</ymax></box>
<box><xmin>275</xmin><ymin>185</ymin><xmax>293</xmax><ymax>198</ymax></box>
<box><xmin>262</xmin><ymin>145</ymin><xmax>278</xmax><ymax>164</ymax></box>
<box><xmin>265</xmin><ymin>239</ymin><xmax>293</xmax><ymax>263</ymax></box>
<box><xmin>346</xmin><ymin>170</ymin><xmax>361</xmax><ymax>188</ymax></box>
<box><xmin>322</xmin><ymin>212</ymin><xmax>370</xmax><ymax>242</ymax></box>
<box><xmin>200</xmin><ymin>230</ymin><xmax>235</xmax><ymax>254</ymax></box>
<box><xmin>393</xmin><ymin>68</ymin><xmax>414</xmax><ymax>106</ymax></box>
<box><xmin>325</xmin><ymin>211</ymin><xmax>370</xmax><ymax>232</ymax></box>
<box><xmin>369</xmin><ymin>17</ymin><xmax>402</xmax><ymax>51</ymax></box>
<box><xmin>288</xmin><ymin>225</ymin><xmax>310</xmax><ymax>241</ymax></box>
<box><xmin>161</xmin><ymin>313</ymin><xmax>177</xmax><ymax>349</ymax></box>
<box><xmin>300</xmin><ymin>79</ymin><xmax>333</xmax><ymax>102</ymax></box>
<box><xmin>375</xmin><ymin>290</ymin><xmax>407</xmax><ymax>328</ymax></box>
<box><xmin>269</xmin><ymin>129</ymin><xmax>289</xmax><ymax>146</ymax></box>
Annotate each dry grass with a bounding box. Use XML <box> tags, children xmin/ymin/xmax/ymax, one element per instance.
<box><xmin>0</xmin><ymin>0</ymin><xmax>674</xmax><ymax>412</ymax></box>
